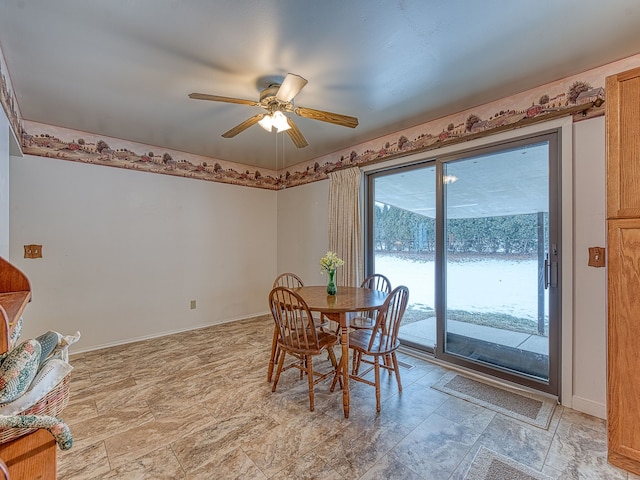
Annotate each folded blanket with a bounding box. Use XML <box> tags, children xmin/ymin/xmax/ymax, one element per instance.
<box><xmin>0</xmin><ymin>414</ymin><xmax>73</xmax><ymax>450</ymax></box>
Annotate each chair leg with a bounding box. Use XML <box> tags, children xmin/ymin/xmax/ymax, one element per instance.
<box><xmin>354</xmin><ymin>351</ymin><xmax>363</xmax><ymax>374</ymax></box>
<box><xmin>327</xmin><ymin>346</ymin><xmax>343</xmax><ymax>391</ymax></box>
<box><xmin>374</xmin><ymin>356</ymin><xmax>381</xmax><ymax>412</ymax></box>
<box><xmin>326</xmin><ymin>322</ymin><xmax>341</xmax><ymax>361</ymax></box>
<box><xmin>272</xmin><ymin>349</ymin><xmax>287</xmax><ymax>392</ymax></box>
<box><xmin>306</xmin><ymin>355</ymin><xmax>315</xmax><ymax>411</ymax></box>
<box><xmin>391</xmin><ymin>352</ymin><xmax>402</xmax><ymax>392</ymax></box>
<box><xmin>267</xmin><ymin>328</ymin><xmax>279</xmax><ymax>382</ymax></box>
<box><xmin>330</xmin><ymin>372</ymin><xmax>338</xmax><ymax>392</ymax></box>
<box><xmin>330</xmin><ymin>363</ymin><xmax>340</xmax><ymax>393</ymax></box>
<box><xmin>351</xmin><ymin>350</ymin><xmax>358</xmax><ymax>375</ymax></box>
<box><xmin>384</xmin><ymin>353</ymin><xmax>392</xmax><ymax>369</ymax></box>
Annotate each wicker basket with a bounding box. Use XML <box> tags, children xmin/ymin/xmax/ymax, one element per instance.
<box><xmin>0</xmin><ymin>374</ymin><xmax>71</xmax><ymax>444</ymax></box>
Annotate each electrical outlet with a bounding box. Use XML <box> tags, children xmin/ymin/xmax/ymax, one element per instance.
<box><xmin>190</xmin><ymin>300</ymin><xmax>196</xmax><ymax>309</ymax></box>
<box><xmin>24</xmin><ymin>244</ymin><xmax>42</xmax><ymax>259</ymax></box>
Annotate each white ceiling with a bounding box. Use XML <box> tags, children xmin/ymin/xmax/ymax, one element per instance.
<box><xmin>1</xmin><ymin>0</ymin><xmax>639</xmax><ymax>171</ymax></box>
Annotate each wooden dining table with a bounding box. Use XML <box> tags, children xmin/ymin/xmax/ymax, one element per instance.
<box><xmin>292</xmin><ymin>285</ymin><xmax>388</xmax><ymax>418</ymax></box>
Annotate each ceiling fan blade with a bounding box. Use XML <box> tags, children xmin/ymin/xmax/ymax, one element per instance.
<box><xmin>221</xmin><ymin>114</ymin><xmax>265</xmax><ymax>138</ymax></box>
<box><xmin>294</xmin><ymin>106</ymin><xmax>359</xmax><ymax>128</ymax></box>
<box><xmin>285</xmin><ymin>118</ymin><xmax>309</xmax><ymax>148</ymax></box>
<box><xmin>276</xmin><ymin>73</ymin><xmax>308</xmax><ymax>102</ymax></box>
<box><xmin>189</xmin><ymin>93</ymin><xmax>260</xmax><ymax>107</ymax></box>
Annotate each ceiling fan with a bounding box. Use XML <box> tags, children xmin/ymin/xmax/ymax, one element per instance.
<box><xmin>189</xmin><ymin>73</ymin><xmax>358</xmax><ymax>148</ymax></box>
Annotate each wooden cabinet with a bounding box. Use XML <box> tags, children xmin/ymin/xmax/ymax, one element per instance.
<box><xmin>0</xmin><ymin>256</ymin><xmax>31</xmax><ymax>353</ymax></box>
<box><xmin>606</xmin><ymin>66</ymin><xmax>640</xmax><ymax>475</ymax></box>
<box><xmin>607</xmin><ymin>219</ymin><xmax>640</xmax><ymax>472</ymax></box>
<box><xmin>606</xmin><ymin>66</ymin><xmax>640</xmax><ymax>218</ymax></box>
<box><xmin>0</xmin><ymin>430</ymin><xmax>56</xmax><ymax>480</ymax></box>
<box><xmin>0</xmin><ymin>257</ymin><xmax>58</xmax><ymax>479</ymax></box>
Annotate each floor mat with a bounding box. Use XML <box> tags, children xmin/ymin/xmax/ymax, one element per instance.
<box><xmin>431</xmin><ymin>372</ymin><xmax>556</xmax><ymax>429</ymax></box>
<box><xmin>464</xmin><ymin>446</ymin><xmax>551</xmax><ymax>480</ymax></box>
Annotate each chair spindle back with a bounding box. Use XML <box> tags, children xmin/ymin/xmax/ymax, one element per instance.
<box><xmin>273</xmin><ymin>272</ymin><xmax>304</xmax><ymax>289</ymax></box>
<box><xmin>361</xmin><ymin>273</ymin><xmax>392</xmax><ymax>293</ymax></box>
<box><xmin>269</xmin><ymin>287</ymin><xmax>321</xmax><ymax>352</ymax></box>
<box><xmin>368</xmin><ymin>285</ymin><xmax>409</xmax><ymax>353</ymax></box>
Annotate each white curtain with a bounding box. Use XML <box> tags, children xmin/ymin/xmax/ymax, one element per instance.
<box><xmin>328</xmin><ymin>167</ymin><xmax>363</xmax><ymax>287</ymax></box>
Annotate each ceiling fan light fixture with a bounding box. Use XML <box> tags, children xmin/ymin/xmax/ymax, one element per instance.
<box><xmin>272</xmin><ymin>111</ymin><xmax>291</xmax><ymax>132</ymax></box>
<box><xmin>258</xmin><ymin>115</ymin><xmax>273</xmax><ymax>132</ymax></box>
<box><xmin>443</xmin><ymin>175</ymin><xmax>458</xmax><ymax>184</ymax></box>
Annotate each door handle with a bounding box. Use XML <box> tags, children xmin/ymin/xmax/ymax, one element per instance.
<box><xmin>544</xmin><ymin>254</ymin><xmax>549</xmax><ymax>289</ymax></box>
<box><xmin>544</xmin><ymin>254</ymin><xmax>558</xmax><ymax>289</ymax></box>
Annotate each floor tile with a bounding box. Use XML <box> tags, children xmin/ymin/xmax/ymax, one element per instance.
<box><xmin>54</xmin><ymin>316</ymin><xmax>628</xmax><ymax>479</ymax></box>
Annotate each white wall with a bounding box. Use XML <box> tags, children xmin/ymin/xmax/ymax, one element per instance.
<box><xmin>0</xmin><ymin>111</ymin><xmax>9</xmax><ymax>258</ymax></box>
<box><xmin>9</xmin><ymin>154</ymin><xmax>277</xmax><ymax>351</ymax></box>
<box><xmin>276</xmin><ymin>180</ymin><xmax>329</xmax><ymax>285</ymax></box>
<box><xmin>572</xmin><ymin>116</ymin><xmax>607</xmax><ymax>417</ymax></box>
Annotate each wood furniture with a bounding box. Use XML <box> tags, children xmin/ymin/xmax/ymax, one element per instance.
<box><xmin>267</xmin><ymin>273</ymin><xmax>306</xmax><ymax>383</ymax></box>
<box><xmin>293</xmin><ymin>285</ymin><xmax>388</xmax><ymax>418</ymax></box>
<box><xmin>606</xmin><ymin>65</ymin><xmax>640</xmax><ymax>475</ymax></box>
<box><xmin>268</xmin><ymin>287</ymin><xmax>340</xmax><ymax>411</ymax></box>
<box><xmin>0</xmin><ymin>430</ymin><xmax>56</xmax><ymax>480</ymax></box>
<box><xmin>0</xmin><ymin>256</ymin><xmax>31</xmax><ymax>353</ymax></box>
<box><xmin>0</xmin><ymin>459</ymin><xmax>8</xmax><ymax>480</ymax></box>
<box><xmin>0</xmin><ymin>257</ymin><xmax>58</xmax><ymax>479</ymax></box>
<box><xmin>267</xmin><ymin>273</ymin><xmax>330</xmax><ymax>383</ymax></box>
<box><xmin>349</xmin><ymin>273</ymin><xmax>392</xmax><ymax>330</ymax></box>
<box><xmin>272</xmin><ymin>272</ymin><xmax>305</xmax><ymax>289</ymax></box>
<box><xmin>340</xmin><ymin>285</ymin><xmax>408</xmax><ymax>412</ymax></box>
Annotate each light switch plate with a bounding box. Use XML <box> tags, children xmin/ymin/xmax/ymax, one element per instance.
<box><xmin>588</xmin><ymin>247</ymin><xmax>605</xmax><ymax>267</ymax></box>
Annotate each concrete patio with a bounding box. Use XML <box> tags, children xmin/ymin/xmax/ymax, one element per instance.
<box><xmin>399</xmin><ymin>317</ymin><xmax>549</xmax><ymax>356</ymax></box>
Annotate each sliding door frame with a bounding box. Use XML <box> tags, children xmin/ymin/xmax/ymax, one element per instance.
<box><xmin>434</xmin><ymin>131</ymin><xmax>561</xmax><ymax>395</ymax></box>
<box><xmin>362</xmin><ymin>117</ymin><xmax>573</xmax><ymax>403</ymax></box>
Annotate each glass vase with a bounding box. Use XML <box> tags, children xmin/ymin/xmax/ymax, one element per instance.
<box><xmin>326</xmin><ymin>269</ymin><xmax>337</xmax><ymax>295</ymax></box>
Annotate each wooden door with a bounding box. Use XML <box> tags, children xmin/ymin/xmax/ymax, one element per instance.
<box><xmin>606</xmin><ymin>66</ymin><xmax>640</xmax><ymax>219</ymax></box>
<box><xmin>607</xmin><ymin>219</ymin><xmax>640</xmax><ymax>473</ymax></box>
<box><xmin>606</xmin><ymin>65</ymin><xmax>640</xmax><ymax>475</ymax></box>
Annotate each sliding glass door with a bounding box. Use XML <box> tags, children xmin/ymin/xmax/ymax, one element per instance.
<box><xmin>369</xmin><ymin>164</ymin><xmax>437</xmax><ymax>350</ymax></box>
<box><xmin>367</xmin><ymin>131</ymin><xmax>560</xmax><ymax>394</ymax></box>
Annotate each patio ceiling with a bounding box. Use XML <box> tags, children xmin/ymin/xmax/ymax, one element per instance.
<box><xmin>374</xmin><ymin>142</ymin><xmax>549</xmax><ymax>219</ymax></box>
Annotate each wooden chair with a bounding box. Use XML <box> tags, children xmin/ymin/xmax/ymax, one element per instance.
<box><xmin>335</xmin><ymin>285</ymin><xmax>409</xmax><ymax>412</ymax></box>
<box><xmin>269</xmin><ymin>287</ymin><xmax>340</xmax><ymax>411</ymax></box>
<box><xmin>349</xmin><ymin>273</ymin><xmax>392</xmax><ymax>330</ymax></box>
<box><xmin>272</xmin><ymin>272</ymin><xmax>305</xmax><ymax>289</ymax></box>
<box><xmin>347</xmin><ymin>274</ymin><xmax>393</xmax><ymax>373</ymax></box>
<box><xmin>268</xmin><ymin>274</ymin><xmax>305</xmax><ymax>382</ymax></box>
<box><xmin>268</xmin><ymin>273</ymin><xmax>331</xmax><ymax>382</ymax></box>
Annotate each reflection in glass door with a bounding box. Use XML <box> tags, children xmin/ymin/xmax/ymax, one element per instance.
<box><xmin>369</xmin><ymin>164</ymin><xmax>437</xmax><ymax>351</ymax></box>
<box><xmin>438</xmin><ymin>138</ymin><xmax>559</xmax><ymax>393</ymax></box>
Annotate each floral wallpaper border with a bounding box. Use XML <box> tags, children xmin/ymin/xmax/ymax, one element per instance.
<box><xmin>3</xmin><ymin>49</ymin><xmax>640</xmax><ymax>191</ymax></box>
<box><xmin>0</xmin><ymin>44</ymin><xmax>24</xmax><ymax>148</ymax></box>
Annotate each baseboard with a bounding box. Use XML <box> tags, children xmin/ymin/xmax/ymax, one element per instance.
<box><xmin>69</xmin><ymin>311</ymin><xmax>271</xmax><ymax>355</ymax></box>
<box><xmin>571</xmin><ymin>395</ymin><xmax>606</xmax><ymax>419</ymax></box>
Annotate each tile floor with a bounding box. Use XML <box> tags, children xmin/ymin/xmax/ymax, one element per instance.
<box><xmin>57</xmin><ymin>316</ymin><xmax>635</xmax><ymax>479</ymax></box>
